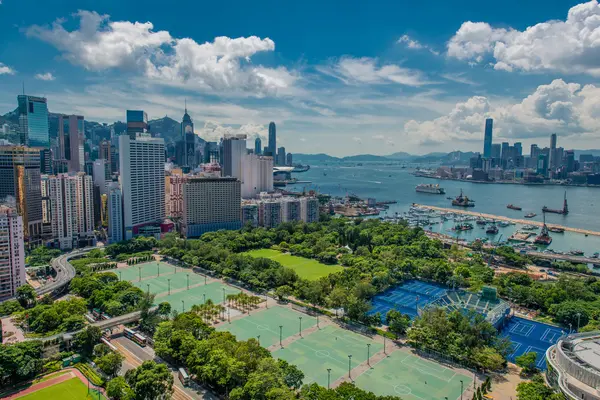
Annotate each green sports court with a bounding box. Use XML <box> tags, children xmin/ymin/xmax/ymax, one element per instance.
<box><xmin>354</xmin><ymin>350</ymin><xmax>473</xmax><ymax>400</ymax></box>
<box><xmin>131</xmin><ymin>272</ymin><xmax>205</xmax><ymax>294</ymax></box>
<box><xmin>108</xmin><ymin>261</ymin><xmax>177</xmax><ymax>282</ymax></box>
<box><xmin>157</xmin><ymin>282</ymin><xmax>240</xmax><ymax>312</ymax></box>
<box><xmin>273</xmin><ymin>324</ymin><xmax>383</xmax><ymax>387</ymax></box>
<box><xmin>217</xmin><ymin>305</ymin><xmax>317</xmax><ymax>347</ymax></box>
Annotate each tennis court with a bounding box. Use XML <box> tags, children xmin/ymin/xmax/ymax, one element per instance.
<box><xmin>217</xmin><ymin>306</ymin><xmax>317</xmax><ymax>347</ymax></box>
<box><xmin>501</xmin><ymin>316</ymin><xmax>565</xmax><ymax>370</ymax></box>
<box><xmin>369</xmin><ymin>280</ymin><xmax>447</xmax><ymax>321</ymax></box>
<box><xmin>108</xmin><ymin>261</ymin><xmax>177</xmax><ymax>282</ymax></box>
<box><xmin>354</xmin><ymin>350</ymin><xmax>472</xmax><ymax>400</ymax></box>
<box><xmin>131</xmin><ymin>272</ymin><xmax>205</xmax><ymax>295</ymax></box>
<box><xmin>273</xmin><ymin>324</ymin><xmax>383</xmax><ymax>387</ymax></box>
<box><xmin>155</xmin><ymin>282</ymin><xmax>241</xmax><ymax>312</ymax></box>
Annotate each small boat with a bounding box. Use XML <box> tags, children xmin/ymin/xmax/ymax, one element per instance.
<box><xmin>548</xmin><ymin>226</ymin><xmax>565</xmax><ymax>233</ymax></box>
<box><xmin>592</xmin><ymin>252</ymin><xmax>599</xmax><ymax>259</ymax></box>
<box><xmin>521</xmin><ymin>225</ymin><xmax>539</xmax><ymax>231</ymax></box>
<box><xmin>451</xmin><ymin>189</ymin><xmax>475</xmax><ymax>207</ymax></box>
<box><xmin>453</xmin><ymin>223</ymin><xmax>474</xmax><ymax>231</ymax></box>
<box><xmin>507</xmin><ymin>204</ymin><xmax>522</xmax><ymax>211</ymax></box>
<box><xmin>569</xmin><ymin>250</ymin><xmax>584</xmax><ymax>256</ymax></box>
<box><xmin>498</xmin><ymin>221</ymin><xmax>510</xmax><ymax>227</ymax></box>
<box><xmin>476</xmin><ymin>219</ymin><xmax>487</xmax><ymax>225</ymax></box>
<box><xmin>524</xmin><ymin>213</ymin><xmax>537</xmax><ymax>218</ymax></box>
<box><xmin>446</xmin><ymin>196</ymin><xmax>453</xmax><ymax>200</ymax></box>
<box><xmin>486</xmin><ymin>225</ymin><xmax>499</xmax><ymax>234</ymax></box>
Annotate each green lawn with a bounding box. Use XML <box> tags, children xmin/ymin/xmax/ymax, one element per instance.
<box><xmin>244</xmin><ymin>249</ymin><xmax>344</xmax><ymax>280</ymax></box>
<box><xmin>18</xmin><ymin>377</ymin><xmax>104</xmax><ymax>400</ymax></box>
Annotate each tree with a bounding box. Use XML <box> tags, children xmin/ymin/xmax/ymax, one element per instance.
<box><xmin>516</xmin><ymin>352</ymin><xmax>538</xmax><ymax>375</ymax></box>
<box><xmin>549</xmin><ymin>301</ymin><xmax>590</xmax><ymax>329</ymax></box>
<box><xmin>470</xmin><ymin>347</ymin><xmax>504</xmax><ymax>372</ymax></box>
<box><xmin>96</xmin><ymin>351</ymin><xmax>125</xmax><ymax>378</ymax></box>
<box><xmin>278</xmin><ymin>359</ymin><xmax>305</xmax><ymax>390</ymax></box>
<box><xmin>106</xmin><ymin>376</ymin><xmax>134</xmax><ymax>400</ymax></box>
<box><xmin>74</xmin><ymin>326</ymin><xmax>103</xmax><ymax>356</ymax></box>
<box><xmin>157</xmin><ymin>302</ymin><xmax>171</xmax><ymax>316</ymax></box>
<box><xmin>386</xmin><ymin>310</ymin><xmax>410</xmax><ymax>337</ymax></box>
<box><xmin>274</xmin><ymin>285</ymin><xmax>292</xmax><ymax>301</ymax></box>
<box><xmin>516</xmin><ymin>375</ymin><xmax>563</xmax><ymax>400</ymax></box>
<box><xmin>16</xmin><ymin>285</ymin><xmax>36</xmax><ymax>308</ymax></box>
<box><xmin>125</xmin><ymin>360</ymin><xmax>173</xmax><ymax>400</ymax></box>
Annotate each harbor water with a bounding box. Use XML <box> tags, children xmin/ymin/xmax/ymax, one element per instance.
<box><xmin>294</xmin><ymin>163</ymin><xmax>600</xmax><ymax>257</ymax></box>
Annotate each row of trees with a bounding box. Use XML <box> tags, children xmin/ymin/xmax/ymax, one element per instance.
<box><xmin>153</xmin><ymin>311</ymin><xmax>399</xmax><ymax>400</ymax></box>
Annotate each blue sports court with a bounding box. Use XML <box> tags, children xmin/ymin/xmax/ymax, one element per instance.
<box><xmin>500</xmin><ymin>316</ymin><xmax>565</xmax><ymax>370</ymax></box>
<box><xmin>369</xmin><ymin>280</ymin><xmax>447</xmax><ymax>321</ymax></box>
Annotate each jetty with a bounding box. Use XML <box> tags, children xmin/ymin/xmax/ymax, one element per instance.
<box><xmin>412</xmin><ymin>203</ymin><xmax>600</xmax><ymax>237</ymax></box>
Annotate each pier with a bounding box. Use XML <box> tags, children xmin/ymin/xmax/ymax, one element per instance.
<box><xmin>412</xmin><ymin>203</ymin><xmax>600</xmax><ymax>237</ymax></box>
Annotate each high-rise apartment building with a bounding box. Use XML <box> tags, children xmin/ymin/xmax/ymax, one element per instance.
<box><xmin>300</xmin><ymin>197</ymin><xmax>319</xmax><ymax>223</ymax></box>
<box><xmin>491</xmin><ymin>144</ymin><xmax>501</xmax><ymax>159</ymax></box>
<box><xmin>0</xmin><ymin>146</ymin><xmax>43</xmax><ymax>245</ymax></box>
<box><xmin>0</xmin><ymin>206</ymin><xmax>25</xmax><ymax>301</ymax></box>
<box><xmin>182</xmin><ymin>176</ymin><xmax>241</xmax><ymax>237</ymax></box>
<box><xmin>277</xmin><ymin>146</ymin><xmax>286</xmax><ymax>166</ymax></box>
<box><xmin>286</xmin><ymin>153</ymin><xmax>293</xmax><ymax>166</ymax></box>
<box><xmin>57</xmin><ymin>115</ymin><xmax>85</xmax><ymax>172</ymax></box>
<box><xmin>108</xmin><ymin>181</ymin><xmax>123</xmax><ymax>244</ymax></box>
<box><xmin>254</xmin><ymin>137</ymin><xmax>262</xmax><ymax>155</ymax></box>
<box><xmin>241</xmin><ymin>154</ymin><xmax>273</xmax><ymax>198</ymax></box>
<box><xmin>258</xmin><ymin>200</ymin><xmax>282</xmax><ymax>228</ymax></box>
<box><xmin>92</xmin><ymin>159</ymin><xmax>110</xmax><ymax>196</ymax></box>
<box><xmin>282</xmin><ymin>198</ymin><xmax>301</xmax><ymax>222</ymax></box>
<box><xmin>165</xmin><ymin>168</ymin><xmax>187</xmax><ymax>219</ymax></box>
<box><xmin>242</xmin><ymin>204</ymin><xmax>259</xmax><ymax>227</ymax></box>
<box><xmin>119</xmin><ymin>135</ymin><xmax>165</xmax><ymax>239</ymax></box>
<box><xmin>18</xmin><ymin>95</ymin><xmax>49</xmax><ymax>148</ymax></box>
<box><xmin>501</xmin><ymin>142</ymin><xmax>510</xmax><ymax>160</ymax></box>
<box><xmin>126</xmin><ymin>110</ymin><xmax>149</xmax><ymax>139</ymax></box>
<box><xmin>483</xmin><ymin>118</ymin><xmax>493</xmax><ymax>158</ymax></box>
<box><xmin>267</xmin><ymin>122</ymin><xmax>276</xmax><ymax>156</ymax></box>
<box><xmin>222</xmin><ymin>134</ymin><xmax>247</xmax><ymax>180</ymax></box>
<box><xmin>40</xmin><ymin>175</ymin><xmax>52</xmax><ymax>238</ymax></box>
<box><xmin>514</xmin><ymin>142</ymin><xmax>522</xmax><ymax>156</ymax></box>
<box><xmin>48</xmin><ymin>173</ymin><xmax>95</xmax><ymax>249</ymax></box>
<box><xmin>549</xmin><ymin>133</ymin><xmax>558</xmax><ymax>168</ymax></box>
<box><xmin>99</xmin><ymin>140</ymin><xmax>112</xmax><ymax>176</ymax></box>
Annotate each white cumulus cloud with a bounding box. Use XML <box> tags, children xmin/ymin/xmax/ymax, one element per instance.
<box><xmin>195</xmin><ymin>121</ymin><xmax>268</xmax><ymax>142</ymax></box>
<box><xmin>35</xmin><ymin>72</ymin><xmax>55</xmax><ymax>81</ymax></box>
<box><xmin>447</xmin><ymin>1</ymin><xmax>600</xmax><ymax>76</ymax></box>
<box><xmin>27</xmin><ymin>10</ymin><xmax>296</xmax><ymax>95</ymax></box>
<box><xmin>0</xmin><ymin>63</ymin><xmax>15</xmax><ymax>75</ymax></box>
<box><xmin>404</xmin><ymin>79</ymin><xmax>600</xmax><ymax>145</ymax></box>
<box><xmin>398</xmin><ymin>34</ymin><xmax>439</xmax><ymax>55</ymax></box>
<box><xmin>321</xmin><ymin>56</ymin><xmax>434</xmax><ymax>87</ymax></box>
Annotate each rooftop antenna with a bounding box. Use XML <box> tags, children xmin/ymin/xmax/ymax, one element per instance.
<box><xmin>184</xmin><ymin>98</ymin><xmax>187</xmax><ymax>113</ymax></box>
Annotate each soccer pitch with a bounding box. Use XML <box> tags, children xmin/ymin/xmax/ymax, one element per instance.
<box><xmin>244</xmin><ymin>249</ymin><xmax>344</xmax><ymax>280</ymax></box>
<box><xmin>273</xmin><ymin>324</ymin><xmax>383</xmax><ymax>387</ymax></box>
<box><xmin>354</xmin><ymin>350</ymin><xmax>472</xmax><ymax>400</ymax></box>
<box><xmin>17</xmin><ymin>377</ymin><xmax>105</xmax><ymax>400</ymax></box>
<box><xmin>217</xmin><ymin>305</ymin><xmax>317</xmax><ymax>347</ymax></box>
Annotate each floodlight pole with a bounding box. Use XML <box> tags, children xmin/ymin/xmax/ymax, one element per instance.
<box><xmin>280</xmin><ymin>325</ymin><xmax>283</xmax><ymax>347</ymax></box>
<box><xmin>348</xmin><ymin>355</ymin><xmax>352</xmax><ymax>379</ymax></box>
<box><xmin>327</xmin><ymin>368</ymin><xmax>331</xmax><ymax>389</ymax></box>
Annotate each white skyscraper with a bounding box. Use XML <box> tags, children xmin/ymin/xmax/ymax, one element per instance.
<box><xmin>119</xmin><ymin>135</ymin><xmax>166</xmax><ymax>239</ymax></box>
<box><xmin>222</xmin><ymin>134</ymin><xmax>247</xmax><ymax>180</ymax></box>
<box><xmin>48</xmin><ymin>173</ymin><xmax>95</xmax><ymax>250</ymax></box>
<box><xmin>241</xmin><ymin>154</ymin><xmax>274</xmax><ymax>198</ymax></box>
<box><xmin>0</xmin><ymin>206</ymin><xmax>25</xmax><ymax>301</ymax></box>
<box><xmin>92</xmin><ymin>159</ymin><xmax>110</xmax><ymax>195</ymax></box>
<box><xmin>108</xmin><ymin>181</ymin><xmax>123</xmax><ymax>244</ymax></box>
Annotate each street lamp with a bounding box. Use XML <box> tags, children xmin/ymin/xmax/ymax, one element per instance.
<box><xmin>367</xmin><ymin>344</ymin><xmax>371</xmax><ymax>367</ymax></box>
<box><xmin>182</xmin><ymin>300</ymin><xmax>185</xmax><ymax>312</ymax></box>
<box><xmin>147</xmin><ymin>284</ymin><xmax>150</xmax><ymax>294</ymax></box>
<box><xmin>157</xmin><ymin>263</ymin><xmax>160</xmax><ymax>277</ymax></box>
<box><xmin>327</xmin><ymin>368</ymin><xmax>332</xmax><ymax>389</ymax></box>
<box><xmin>138</xmin><ymin>266</ymin><xmax>141</xmax><ymax>282</ymax></box>
<box><xmin>257</xmin><ymin>335</ymin><xmax>261</xmax><ymax>346</ymax></box>
<box><xmin>203</xmin><ymin>293</ymin><xmax>206</xmax><ymax>304</ymax></box>
<box><xmin>348</xmin><ymin>355</ymin><xmax>353</xmax><ymax>379</ymax></box>
<box><xmin>384</xmin><ymin>336</ymin><xmax>387</xmax><ymax>355</ymax></box>
<box><xmin>460</xmin><ymin>380</ymin><xmax>464</xmax><ymax>400</ymax></box>
<box><xmin>279</xmin><ymin>325</ymin><xmax>283</xmax><ymax>347</ymax></box>
<box><xmin>299</xmin><ymin>317</ymin><xmax>303</xmax><ymax>337</ymax></box>
<box><xmin>168</xmin><ymin>278</ymin><xmax>171</xmax><ymax>295</ymax></box>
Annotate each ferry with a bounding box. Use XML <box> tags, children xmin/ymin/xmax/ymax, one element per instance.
<box><xmin>415</xmin><ymin>183</ymin><xmax>445</xmax><ymax>194</ymax></box>
<box><xmin>507</xmin><ymin>204</ymin><xmax>522</xmax><ymax>211</ymax></box>
<box><xmin>451</xmin><ymin>189</ymin><xmax>475</xmax><ymax>207</ymax></box>
<box><xmin>524</xmin><ymin>212</ymin><xmax>537</xmax><ymax>218</ymax></box>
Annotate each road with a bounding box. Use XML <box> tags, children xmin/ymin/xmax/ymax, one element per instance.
<box><xmin>112</xmin><ymin>336</ymin><xmax>215</xmax><ymax>400</ymax></box>
<box><xmin>36</xmin><ymin>247</ymin><xmax>92</xmax><ymax>297</ymax></box>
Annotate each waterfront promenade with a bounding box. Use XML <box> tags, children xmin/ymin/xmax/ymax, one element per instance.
<box><xmin>413</xmin><ymin>203</ymin><xmax>600</xmax><ymax>237</ymax></box>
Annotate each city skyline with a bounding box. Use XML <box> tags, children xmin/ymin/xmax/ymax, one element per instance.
<box><xmin>1</xmin><ymin>0</ymin><xmax>600</xmax><ymax>155</ymax></box>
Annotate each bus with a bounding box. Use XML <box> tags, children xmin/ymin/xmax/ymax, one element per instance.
<box><xmin>178</xmin><ymin>368</ymin><xmax>190</xmax><ymax>386</ymax></box>
<box><xmin>133</xmin><ymin>333</ymin><xmax>147</xmax><ymax>347</ymax></box>
<box><xmin>123</xmin><ymin>328</ymin><xmax>135</xmax><ymax>340</ymax></box>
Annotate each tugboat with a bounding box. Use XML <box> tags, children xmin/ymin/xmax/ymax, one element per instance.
<box><xmin>451</xmin><ymin>189</ymin><xmax>475</xmax><ymax>207</ymax></box>
<box><xmin>534</xmin><ymin>213</ymin><xmax>552</xmax><ymax>245</ymax></box>
<box><xmin>524</xmin><ymin>212</ymin><xmax>537</xmax><ymax>218</ymax></box>
<box><xmin>507</xmin><ymin>204</ymin><xmax>522</xmax><ymax>211</ymax></box>
<box><xmin>486</xmin><ymin>224</ymin><xmax>499</xmax><ymax>234</ymax></box>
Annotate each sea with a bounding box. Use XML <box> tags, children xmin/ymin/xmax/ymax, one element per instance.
<box><xmin>292</xmin><ymin>162</ymin><xmax>600</xmax><ymax>260</ymax></box>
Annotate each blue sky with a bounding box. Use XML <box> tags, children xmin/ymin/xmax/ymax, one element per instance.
<box><xmin>1</xmin><ymin>0</ymin><xmax>599</xmax><ymax>155</ymax></box>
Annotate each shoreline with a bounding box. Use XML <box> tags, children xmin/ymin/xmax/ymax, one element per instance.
<box><xmin>414</xmin><ymin>173</ymin><xmax>600</xmax><ymax>188</ymax></box>
<box><xmin>412</xmin><ymin>203</ymin><xmax>600</xmax><ymax>237</ymax></box>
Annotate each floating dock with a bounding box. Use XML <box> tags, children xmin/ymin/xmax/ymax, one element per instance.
<box><xmin>412</xmin><ymin>203</ymin><xmax>600</xmax><ymax>237</ymax></box>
